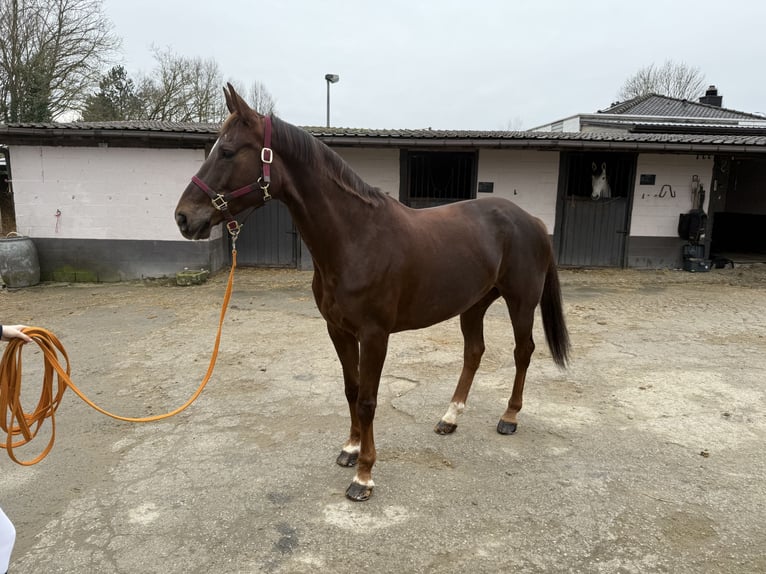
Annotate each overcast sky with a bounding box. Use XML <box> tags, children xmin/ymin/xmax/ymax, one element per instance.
<box><xmin>101</xmin><ymin>0</ymin><xmax>766</xmax><ymax>130</ymax></box>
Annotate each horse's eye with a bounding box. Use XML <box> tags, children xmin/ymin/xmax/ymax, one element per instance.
<box><xmin>220</xmin><ymin>147</ymin><xmax>235</xmax><ymax>159</ymax></box>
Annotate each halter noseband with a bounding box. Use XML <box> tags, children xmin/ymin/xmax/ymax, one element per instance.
<box><xmin>190</xmin><ymin>115</ymin><xmax>274</xmax><ymax>244</ymax></box>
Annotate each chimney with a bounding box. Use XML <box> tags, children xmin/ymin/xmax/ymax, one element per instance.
<box><xmin>699</xmin><ymin>85</ymin><xmax>723</xmax><ymax>107</ymax></box>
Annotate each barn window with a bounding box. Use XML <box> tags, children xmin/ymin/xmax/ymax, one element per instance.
<box><xmin>565</xmin><ymin>152</ymin><xmax>634</xmax><ymax>199</ymax></box>
<box><xmin>400</xmin><ymin>150</ymin><xmax>477</xmax><ymax>208</ymax></box>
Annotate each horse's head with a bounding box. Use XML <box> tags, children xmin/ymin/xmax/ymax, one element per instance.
<box><xmin>175</xmin><ymin>83</ymin><xmax>276</xmax><ymax>240</ymax></box>
<box><xmin>591</xmin><ymin>161</ymin><xmax>611</xmax><ymax>200</ymax></box>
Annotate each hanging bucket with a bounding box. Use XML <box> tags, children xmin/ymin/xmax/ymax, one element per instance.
<box><xmin>0</xmin><ymin>233</ymin><xmax>41</xmax><ymax>288</ymax></box>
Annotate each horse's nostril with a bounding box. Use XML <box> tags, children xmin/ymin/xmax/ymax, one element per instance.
<box><xmin>176</xmin><ymin>212</ymin><xmax>188</xmax><ymax>230</ymax></box>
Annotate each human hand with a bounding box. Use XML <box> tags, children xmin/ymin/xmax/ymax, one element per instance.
<box><xmin>1</xmin><ymin>325</ymin><xmax>32</xmax><ymax>343</ymax></box>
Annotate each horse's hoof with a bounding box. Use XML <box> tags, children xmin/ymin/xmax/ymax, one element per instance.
<box><xmin>434</xmin><ymin>420</ymin><xmax>458</xmax><ymax>435</ymax></box>
<box><xmin>336</xmin><ymin>450</ymin><xmax>358</xmax><ymax>467</ymax></box>
<box><xmin>496</xmin><ymin>420</ymin><xmax>517</xmax><ymax>435</ymax></box>
<box><xmin>345</xmin><ymin>481</ymin><xmax>373</xmax><ymax>501</ymax></box>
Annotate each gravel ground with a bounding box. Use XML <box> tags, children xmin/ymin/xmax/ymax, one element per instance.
<box><xmin>1</xmin><ymin>263</ymin><xmax>765</xmax><ymax>573</ymax></box>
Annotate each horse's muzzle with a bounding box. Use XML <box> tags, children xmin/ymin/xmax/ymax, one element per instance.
<box><xmin>175</xmin><ymin>211</ymin><xmax>211</xmax><ymax>240</ymax></box>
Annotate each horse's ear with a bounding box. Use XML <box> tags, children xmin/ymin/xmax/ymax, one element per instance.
<box><xmin>224</xmin><ymin>82</ymin><xmax>257</xmax><ymax>121</ymax></box>
<box><xmin>224</xmin><ymin>83</ymin><xmax>236</xmax><ymax>114</ymax></box>
<box><xmin>592</xmin><ymin>162</ymin><xmax>597</xmax><ymax>172</ymax></box>
<box><xmin>601</xmin><ymin>162</ymin><xmax>607</xmax><ymax>171</ymax></box>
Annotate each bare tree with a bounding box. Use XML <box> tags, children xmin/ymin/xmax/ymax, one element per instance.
<box><xmin>225</xmin><ymin>79</ymin><xmax>277</xmax><ymax>116</ymax></box>
<box><xmin>503</xmin><ymin>116</ymin><xmax>524</xmax><ymax>131</ymax></box>
<box><xmin>247</xmin><ymin>80</ymin><xmax>277</xmax><ymax>116</ymax></box>
<box><xmin>137</xmin><ymin>47</ymin><xmax>225</xmax><ymax>122</ymax></box>
<box><xmin>0</xmin><ymin>0</ymin><xmax>119</xmax><ymax>122</ymax></box>
<box><xmin>0</xmin><ymin>0</ymin><xmax>43</xmax><ymax>121</ymax></box>
<box><xmin>618</xmin><ymin>60</ymin><xmax>706</xmax><ymax>101</ymax></box>
<box><xmin>187</xmin><ymin>58</ymin><xmax>226</xmax><ymax>122</ymax></box>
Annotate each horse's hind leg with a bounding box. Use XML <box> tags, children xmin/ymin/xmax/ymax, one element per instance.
<box><xmin>327</xmin><ymin>323</ymin><xmax>361</xmax><ymax>467</ymax></box>
<box><xmin>497</xmin><ymin>300</ymin><xmax>536</xmax><ymax>435</ymax></box>
<box><xmin>435</xmin><ymin>290</ymin><xmax>499</xmax><ymax>435</ymax></box>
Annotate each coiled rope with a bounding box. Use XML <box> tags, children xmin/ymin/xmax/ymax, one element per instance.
<box><xmin>1</xmin><ymin>251</ymin><xmax>238</xmax><ymax>466</ymax></box>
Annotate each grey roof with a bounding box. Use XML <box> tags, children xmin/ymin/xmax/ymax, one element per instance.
<box><xmin>0</xmin><ymin>121</ymin><xmax>222</xmax><ymax>149</ymax></box>
<box><xmin>2</xmin><ymin>120</ymin><xmax>766</xmax><ymax>154</ymax></box>
<box><xmin>598</xmin><ymin>94</ymin><xmax>765</xmax><ymax>120</ymax></box>
<box><xmin>3</xmin><ymin>120</ymin><xmax>221</xmax><ymax>132</ymax></box>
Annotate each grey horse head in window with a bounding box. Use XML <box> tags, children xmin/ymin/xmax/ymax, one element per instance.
<box><xmin>591</xmin><ymin>162</ymin><xmax>612</xmax><ymax>200</ymax></box>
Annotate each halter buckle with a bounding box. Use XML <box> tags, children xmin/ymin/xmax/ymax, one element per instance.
<box><xmin>226</xmin><ymin>219</ymin><xmax>242</xmax><ymax>237</ymax></box>
<box><xmin>261</xmin><ymin>147</ymin><xmax>273</xmax><ymax>164</ymax></box>
<box><xmin>212</xmin><ymin>194</ymin><xmax>228</xmax><ymax>211</ymax></box>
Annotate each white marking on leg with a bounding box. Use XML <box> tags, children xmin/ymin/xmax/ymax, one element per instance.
<box><xmin>352</xmin><ymin>473</ymin><xmax>375</xmax><ymax>487</ymax></box>
<box><xmin>342</xmin><ymin>442</ymin><xmax>360</xmax><ymax>455</ymax></box>
<box><xmin>441</xmin><ymin>401</ymin><xmax>465</xmax><ymax>425</ymax></box>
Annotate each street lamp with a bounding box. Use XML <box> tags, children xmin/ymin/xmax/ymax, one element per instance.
<box><xmin>325</xmin><ymin>74</ymin><xmax>339</xmax><ymax>127</ymax></box>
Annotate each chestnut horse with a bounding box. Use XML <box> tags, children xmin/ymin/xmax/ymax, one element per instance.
<box><xmin>175</xmin><ymin>84</ymin><xmax>570</xmax><ymax>501</ymax></box>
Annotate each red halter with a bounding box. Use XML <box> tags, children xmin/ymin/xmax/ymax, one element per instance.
<box><xmin>190</xmin><ymin>115</ymin><xmax>273</xmax><ymax>242</ymax></box>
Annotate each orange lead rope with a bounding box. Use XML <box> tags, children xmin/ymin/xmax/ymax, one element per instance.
<box><xmin>0</xmin><ymin>250</ymin><xmax>238</xmax><ymax>466</ymax></box>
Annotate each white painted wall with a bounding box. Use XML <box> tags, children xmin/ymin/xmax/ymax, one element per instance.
<box><xmin>10</xmin><ymin>145</ymin><xmax>208</xmax><ymax>241</ymax></box>
<box><xmin>629</xmin><ymin>154</ymin><xmax>713</xmax><ymax>237</ymax></box>
<box><xmin>335</xmin><ymin>147</ymin><xmax>560</xmax><ymax>232</ymax></box>
<box><xmin>477</xmin><ymin>149</ymin><xmax>560</xmax><ymax>231</ymax></box>
<box><xmin>530</xmin><ymin>115</ymin><xmax>581</xmax><ymax>132</ymax></box>
<box><xmin>9</xmin><ymin>143</ymin><xmax>715</xmax><ymax>250</ymax></box>
<box><xmin>333</xmin><ymin>147</ymin><xmax>400</xmax><ymax>197</ymax></box>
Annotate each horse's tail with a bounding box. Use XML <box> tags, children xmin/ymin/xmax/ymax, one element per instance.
<box><xmin>540</xmin><ymin>259</ymin><xmax>570</xmax><ymax>368</ymax></box>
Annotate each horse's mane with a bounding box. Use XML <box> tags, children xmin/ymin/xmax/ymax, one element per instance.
<box><xmin>271</xmin><ymin>116</ymin><xmax>389</xmax><ymax>207</ymax></box>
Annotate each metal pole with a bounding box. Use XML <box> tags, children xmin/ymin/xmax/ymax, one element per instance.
<box><xmin>324</xmin><ymin>74</ymin><xmax>339</xmax><ymax>128</ymax></box>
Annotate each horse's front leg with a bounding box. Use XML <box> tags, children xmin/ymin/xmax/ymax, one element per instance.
<box><xmin>327</xmin><ymin>324</ymin><xmax>361</xmax><ymax>467</ymax></box>
<box><xmin>346</xmin><ymin>329</ymin><xmax>389</xmax><ymax>502</ymax></box>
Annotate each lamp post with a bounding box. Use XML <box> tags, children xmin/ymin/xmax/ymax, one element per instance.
<box><xmin>325</xmin><ymin>74</ymin><xmax>339</xmax><ymax>127</ymax></box>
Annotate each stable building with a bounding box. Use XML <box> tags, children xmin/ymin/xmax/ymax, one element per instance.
<box><xmin>1</xmin><ymin>93</ymin><xmax>765</xmax><ymax>281</ymax></box>
<box><xmin>533</xmin><ymin>86</ymin><xmax>766</xmax><ymax>266</ymax></box>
